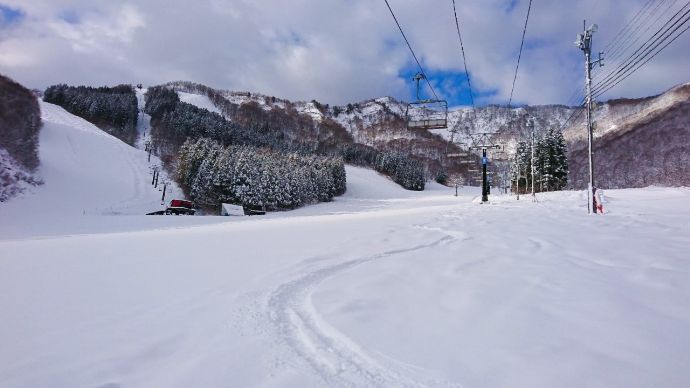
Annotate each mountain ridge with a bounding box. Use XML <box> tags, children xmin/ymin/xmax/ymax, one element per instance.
<box><xmin>166</xmin><ymin>80</ymin><xmax>690</xmax><ymax>188</ymax></box>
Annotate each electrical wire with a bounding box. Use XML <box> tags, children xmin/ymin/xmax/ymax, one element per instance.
<box><xmin>508</xmin><ymin>0</ymin><xmax>534</xmax><ymax>108</ymax></box>
<box><xmin>592</xmin><ymin>1</ymin><xmax>690</xmax><ymax>96</ymax></box>
<box><xmin>558</xmin><ymin>104</ymin><xmax>586</xmax><ymax>132</ymax></box>
<box><xmin>604</xmin><ymin>0</ymin><xmax>670</xmax><ymax>63</ymax></box>
<box><xmin>564</xmin><ymin>0</ymin><xmax>660</xmax><ymax>103</ymax></box>
<box><xmin>595</xmin><ymin>0</ymin><xmax>680</xmax><ymax>87</ymax></box>
<box><xmin>602</xmin><ymin>0</ymin><xmax>658</xmax><ymax>57</ymax></box>
<box><xmin>594</xmin><ymin>18</ymin><xmax>690</xmax><ymax>98</ymax></box>
<box><xmin>382</xmin><ymin>0</ymin><xmax>440</xmax><ymax>101</ymax></box>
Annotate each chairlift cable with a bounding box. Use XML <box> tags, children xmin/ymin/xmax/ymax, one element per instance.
<box><xmin>452</xmin><ymin>0</ymin><xmax>475</xmax><ymax>109</ymax></box>
<box><xmin>508</xmin><ymin>0</ymin><xmax>534</xmax><ymax>108</ymax></box>
<box><xmin>382</xmin><ymin>0</ymin><xmax>440</xmax><ymax>101</ymax></box>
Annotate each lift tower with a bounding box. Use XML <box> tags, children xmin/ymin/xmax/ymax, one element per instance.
<box><xmin>468</xmin><ymin>133</ymin><xmax>502</xmax><ymax>203</ymax></box>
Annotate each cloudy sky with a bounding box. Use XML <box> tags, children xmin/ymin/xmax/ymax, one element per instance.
<box><xmin>1</xmin><ymin>0</ymin><xmax>688</xmax><ymax>106</ymax></box>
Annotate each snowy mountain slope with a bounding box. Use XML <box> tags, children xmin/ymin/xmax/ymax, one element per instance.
<box><xmin>169</xmin><ymin>82</ymin><xmax>690</xmax><ymax>164</ymax></box>
<box><xmin>567</xmin><ymin>83</ymin><xmax>690</xmax><ymax>188</ymax></box>
<box><xmin>563</xmin><ymin>82</ymin><xmax>690</xmax><ymax>141</ymax></box>
<box><xmin>1</xmin><ymin>184</ymin><xmax>690</xmax><ymax>387</ymax></box>
<box><xmin>178</xmin><ymin>91</ymin><xmax>222</xmax><ymax>115</ymax></box>
<box><xmin>0</xmin><ymin>100</ymin><xmax>187</xmax><ymax>237</ymax></box>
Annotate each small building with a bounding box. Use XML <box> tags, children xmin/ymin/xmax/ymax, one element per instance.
<box><xmin>221</xmin><ymin>203</ymin><xmax>245</xmax><ymax>216</ymax></box>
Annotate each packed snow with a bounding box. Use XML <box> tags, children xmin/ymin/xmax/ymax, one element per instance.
<box><xmin>178</xmin><ymin>92</ymin><xmax>223</xmax><ymax>115</ymax></box>
<box><xmin>1</xmin><ymin>103</ymin><xmax>690</xmax><ymax>388</ymax></box>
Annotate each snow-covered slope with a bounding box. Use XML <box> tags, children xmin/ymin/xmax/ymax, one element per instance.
<box><xmin>563</xmin><ymin>82</ymin><xmax>690</xmax><ymax>141</ymax></box>
<box><xmin>178</xmin><ymin>92</ymin><xmax>222</xmax><ymax>115</ymax></box>
<box><xmin>0</xmin><ymin>100</ymin><xmax>188</xmax><ymax>237</ymax></box>
<box><xmin>2</xmin><ymin>182</ymin><xmax>689</xmax><ymax>388</ymax></box>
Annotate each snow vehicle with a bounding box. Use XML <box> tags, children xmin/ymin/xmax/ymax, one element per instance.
<box><xmin>165</xmin><ymin>199</ymin><xmax>195</xmax><ymax>215</ymax></box>
<box><xmin>243</xmin><ymin>204</ymin><xmax>266</xmax><ymax>216</ymax></box>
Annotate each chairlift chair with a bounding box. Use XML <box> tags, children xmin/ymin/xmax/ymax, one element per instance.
<box><xmin>406</xmin><ymin>73</ymin><xmax>448</xmax><ymax>130</ymax></box>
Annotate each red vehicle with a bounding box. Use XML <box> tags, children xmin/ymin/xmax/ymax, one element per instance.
<box><xmin>165</xmin><ymin>199</ymin><xmax>195</xmax><ymax>215</ymax></box>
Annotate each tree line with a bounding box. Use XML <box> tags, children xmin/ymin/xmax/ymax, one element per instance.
<box><xmin>43</xmin><ymin>84</ymin><xmax>138</xmax><ymax>145</ymax></box>
<box><xmin>511</xmin><ymin>128</ymin><xmax>569</xmax><ymax>192</ymax></box>
<box><xmin>177</xmin><ymin>138</ymin><xmax>346</xmax><ymax>210</ymax></box>
<box><xmin>0</xmin><ymin>75</ymin><xmax>42</xmax><ymax>201</ymax></box>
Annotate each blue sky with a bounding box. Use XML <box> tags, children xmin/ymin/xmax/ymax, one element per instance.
<box><xmin>0</xmin><ymin>4</ymin><xmax>24</xmax><ymax>26</ymax></box>
<box><xmin>0</xmin><ymin>0</ymin><xmax>688</xmax><ymax>106</ymax></box>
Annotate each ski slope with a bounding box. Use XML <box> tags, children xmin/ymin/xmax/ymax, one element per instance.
<box><xmin>1</xmin><ymin>103</ymin><xmax>690</xmax><ymax>387</ymax></box>
<box><xmin>178</xmin><ymin>92</ymin><xmax>222</xmax><ymax>115</ymax></box>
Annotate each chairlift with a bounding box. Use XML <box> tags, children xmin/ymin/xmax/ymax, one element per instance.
<box><xmin>406</xmin><ymin>73</ymin><xmax>448</xmax><ymax>130</ymax></box>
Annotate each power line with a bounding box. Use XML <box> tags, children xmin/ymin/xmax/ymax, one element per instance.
<box><xmin>602</xmin><ymin>0</ymin><xmax>658</xmax><ymax>55</ymax></box>
<box><xmin>508</xmin><ymin>0</ymin><xmax>534</xmax><ymax>108</ymax></box>
<box><xmin>604</xmin><ymin>0</ymin><xmax>670</xmax><ymax>63</ymax></box>
<box><xmin>595</xmin><ymin>0</ymin><xmax>688</xmax><ymax>89</ymax></box>
<box><xmin>594</xmin><ymin>18</ymin><xmax>690</xmax><ymax>98</ymax></box>
<box><xmin>452</xmin><ymin>0</ymin><xmax>475</xmax><ymax>108</ymax></box>
<box><xmin>582</xmin><ymin>0</ymin><xmax>660</xmax><ymax>95</ymax></box>
<box><xmin>558</xmin><ymin>105</ymin><xmax>586</xmax><ymax>132</ymax></box>
<box><xmin>563</xmin><ymin>0</ymin><xmax>674</xmax><ymax>107</ymax></box>
<box><xmin>382</xmin><ymin>0</ymin><xmax>440</xmax><ymax>101</ymax></box>
<box><xmin>592</xmin><ymin>2</ymin><xmax>690</xmax><ymax>96</ymax></box>
<box><xmin>596</xmin><ymin>0</ymin><xmax>680</xmax><ymax>86</ymax></box>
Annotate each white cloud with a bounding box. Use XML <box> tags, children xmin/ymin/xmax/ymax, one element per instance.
<box><xmin>0</xmin><ymin>0</ymin><xmax>688</xmax><ymax>105</ymax></box>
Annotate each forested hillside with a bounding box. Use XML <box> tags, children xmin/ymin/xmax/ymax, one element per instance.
<box><xmin>43</xmin><ymin>84</ymin><xmax>138</xmax><ymax>145</ymax></box>
<box><xmin>569</xmin><ymin>96</ymin><xmax>690</xmax><ymax>188</ymax></box>
<box><xmin>166</xmin><ymin>81</ymin><xmax>690</xmax><ymax>190</ymax></box>
<box><xmin>145</xmin><ymin>85</ymin><xmax>425</xmax><ymax>191</ymax></box>
<box><xmin>0</xmin><ymin>74</ymin><xmax>42</xmax><ymax>201</ymax></box>
<box><xmin>177</xmin><ymin>138</ymin><xmax>345</xmax><ymax>210</ymax></box>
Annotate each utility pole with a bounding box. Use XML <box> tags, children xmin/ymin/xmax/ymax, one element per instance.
<box><xmin>575</xmin><ymin>21</ymin><xmax>604</xmax><ymax>213</ymax></box>
<box><xmin>515</xmin><ymin>152</ymin><xmax>521</xmax><ymax>200</ymax></box>
<box><xmin>527</xmin><ymin>117</ymin><xmax>538</xmax><ymax>202</ymax></box>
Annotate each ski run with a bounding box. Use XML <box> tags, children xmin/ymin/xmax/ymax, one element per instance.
<box><xmin>1</xmin><ymin>100</ymin><xmax>690</xmax><ymax>388</ymax></box>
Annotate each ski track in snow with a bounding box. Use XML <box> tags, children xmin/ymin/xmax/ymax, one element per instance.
<box><xmin>264</xmin><ymin>232</ymin><xmax>463</xmax><ymax>388</ymax></box>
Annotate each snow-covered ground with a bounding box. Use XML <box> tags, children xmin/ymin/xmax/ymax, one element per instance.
<box><xmin>1</xmin><ymin>102</ymin><xmax>690</xmax><ymax>388</ymax></box>
<box><xmin>178</xmin><ymin>92</ymin><xmax>223</xmax><ymax>115</ymax></box>
<box><xmin>0</xmin><ymin>99</ymin><xmax>191</xmax><ymax>239</ymax></box>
